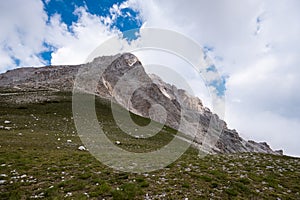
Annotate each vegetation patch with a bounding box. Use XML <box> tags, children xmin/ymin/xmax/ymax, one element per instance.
<box><xmin>0</xmin><ymin>90</ymin><xmax>299</xmax><ymax>199</ymax></box>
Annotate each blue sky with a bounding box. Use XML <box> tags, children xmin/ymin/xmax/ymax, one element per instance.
<box><xmin>41</xmin><ymin>0</ymin><xmax>142</xmax><ymax>65</ymax></box>
<box><xmin>43</xmin><ymin>0</ymin><xmax>142</xmax><ymax>33</ymax></box>
<box><xmin>1</xmin><ymin>0</ymin><xmax>300</xmax><ymax>156</ymax></box>
<box><xmin>23</xmin><ymin>0</ymin><xmax>227</xmax><ymax>98</ymax></box>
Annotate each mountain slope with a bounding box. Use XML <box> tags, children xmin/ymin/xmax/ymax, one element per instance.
<box><xmin>0</xmin><ymin>91</ymin><xmax>299</xmax><ymax>199</ymax></box>
<box><xmin>0</xmin><ymin>53</ymin><xmax>282</xmax><ymax>155</ymax></box>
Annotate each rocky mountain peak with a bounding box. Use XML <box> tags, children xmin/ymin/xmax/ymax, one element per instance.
<box><xmin>0</xmin><ymin>53</ymin><xmax>283</xmax><ymax>155</ymax></box>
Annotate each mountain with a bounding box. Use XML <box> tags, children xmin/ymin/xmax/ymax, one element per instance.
<box><xmin>0</xmin><ymin>53</ymin><xmax>282</xmax><ymax>155</ymax></box>
<box><xmin>1</xmin><ymin>53</ymin><xmax>299</xmax><ymax>199</ymax></box>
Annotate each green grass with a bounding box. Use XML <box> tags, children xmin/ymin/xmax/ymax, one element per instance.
<box><xmin>0</xmin><ymin>90</ymin><xmax>299</xmax><ymax>199</ymax></box>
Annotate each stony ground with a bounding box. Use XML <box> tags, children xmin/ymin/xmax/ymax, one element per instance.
<box><xmin>0</xmin><ymin>91</ymin><xmax>299</xmax><ymax>199</ymax></box>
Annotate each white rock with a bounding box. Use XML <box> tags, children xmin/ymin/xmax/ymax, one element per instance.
<box><xmin>18</xmin><ymin>133</ymin><xmax>22</xmax><ymax>136</ymax></box>
<box><xmin>64</xmin><ymin>192</ymin><xmax>72</xmax><ymax>197</ymax></box>
<box><xmin>115</xmin><ymin>141</ymin><xmax>121</xmax><ymax>145</ymax></box>
<box><xmin>84</xmin><ymin>192</ymin><xmax>89</xmax><ymax>197</ymax></box>
<box><xmin>0</xmin><ymin>180</ymin><xmax>6</xmax><ymax>184</ymax></box>
<box><xmin>78</xmin><ymin>146</ymin><xmax>86</xmax><ymax>151</ymax></box>
<box><xmin>4</xmin><ymin>127</ymin><xmax>12</xmax><ymax>130</ymax></box>
<box><xmin>20</xmin><ymin>174</ymin><xmax>27</xmax><ymax>178</ymax></box>
<box><xmin>185</xmin><ymin>167</ymin><xmax>191</xmax><ymax>172</ymax></box>
<box><xmin>4</xmin><ymin>120</ymin><xmax>11</xmax><ymax>124</ymax></box>
<box><xmin>0</xmin><ymin>126</ymin><xmax>3</xmax><ymax>129</ymax></box>
<box><xmin>57</xmin><ymin>138</ymin><xmax>61</xmax><ymax>141</ymax></box>
<box><xmin>67</xmin><ymin>140</ymin><xmax>72</xmax><ymax>143</ymax></box>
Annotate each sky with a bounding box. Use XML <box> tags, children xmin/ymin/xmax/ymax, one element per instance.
<box><xmin>0</xmin><ymin>0</ymin><xmax>299</xmax><ymax>157</ymax></box>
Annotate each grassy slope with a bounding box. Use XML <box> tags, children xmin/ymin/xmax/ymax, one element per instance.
<box><xmin>0</xmin><ymin>91</ymin><xmax>299</xmax><ymax>199</ymax></box>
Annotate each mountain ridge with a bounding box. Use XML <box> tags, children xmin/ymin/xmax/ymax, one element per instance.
<box><xmin>0</xmin><ymin>53</ymin><xmax>283</xmax><ymax>155</ymax></box>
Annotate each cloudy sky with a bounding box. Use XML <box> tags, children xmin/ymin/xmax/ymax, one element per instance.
<box><xmin>0</xmin><ymin>0</ymin><xmax>299</xmax><ymax>156</ymax></box>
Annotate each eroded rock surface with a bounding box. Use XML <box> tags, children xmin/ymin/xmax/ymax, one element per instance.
<box><xmin>0</xmin><ymin>53</ymin><xmax>282</xmax><ymax>155</ymax></box>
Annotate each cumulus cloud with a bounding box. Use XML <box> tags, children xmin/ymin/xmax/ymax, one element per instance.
<box><xmin>125</xmin><ymin>0</ymin><xmax>300</xmax><ymax>156</ymax></box>
<box><xmin>0</xmin><ymin>0</ymin><xmax>120</xmax><ymax>72</ymax></box>
<box><xmin>1</xmin><ymin>0</ymin><xmax>299</xmax><ymax>156</ymax></box>
<box><xmin>0</xmin><ymin>0</ymin><xmax>48</xmax><ymax>72</ymax></box>
<box><xmin>45</xmin><ymin>7</ymin><xmax>120</xmax><ymax>65</ymax></box>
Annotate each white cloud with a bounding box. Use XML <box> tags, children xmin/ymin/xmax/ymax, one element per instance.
<box><xmin>125</xmin><ymin>0</ymin><xmax>300</xmax><ymax>156</ymax></box>
<box><xmin>226</xmin><ymin>107</ymin><xmax>300</xmax><ymax>157</ymax></box>
<box><xmin>1</xmin><ymin>0</ymin><xmax>299</xmax><ymax>156</ymax></box>
<box><xmin>0</xmin><ymin>1</ymin><xmax>120</xmax><ymax>72</ymax></box>
<box><xmin>0</xmin><ymin>0</ymin><xmax>48</xmax><ymax>72</ymax></box>
<box><xmin>45</xmin><ymin>7</ymin><xmax>120</xmax><ymax>65</ymax></box>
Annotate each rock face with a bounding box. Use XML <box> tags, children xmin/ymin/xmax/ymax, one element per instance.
<box><xmin>0</xmin><ymin>53</ymin><xmax>282</xmax><ymax>155</ymax></box>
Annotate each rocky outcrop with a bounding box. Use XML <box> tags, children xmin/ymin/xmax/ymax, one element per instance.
<box><xmin>0</xmin><ymin>53</ymin><xmax>283</xmax><ymax>155</ymax></box>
